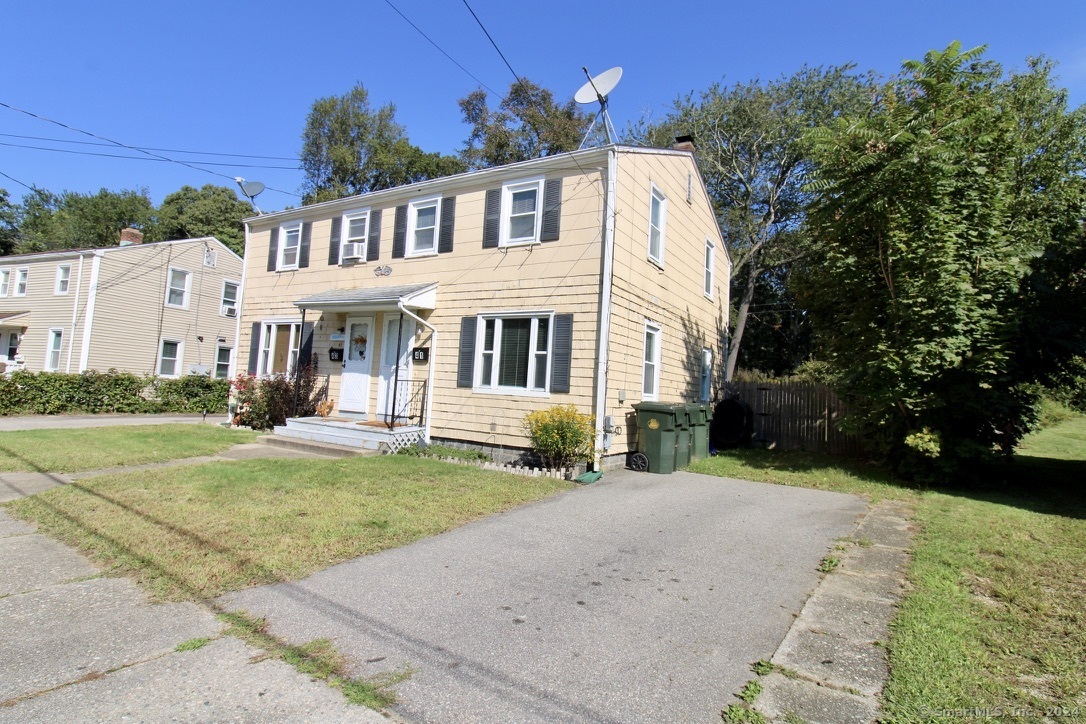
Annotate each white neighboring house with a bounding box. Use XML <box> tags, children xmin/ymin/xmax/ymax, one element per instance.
<box><xmin>0</xmin><ymin>228</ymin><xmax>243</xmax><ymax>378</ymax></box>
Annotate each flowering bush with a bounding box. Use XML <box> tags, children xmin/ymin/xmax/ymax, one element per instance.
<box><xmin>230</xmin><ymin>366</ymin><xmax>326</xmax><ymax>430</ymax></box>
<box><xmin>523</xmin><ymin>404</ymin><xmax>594</xmax><ymax>470</ymax></box>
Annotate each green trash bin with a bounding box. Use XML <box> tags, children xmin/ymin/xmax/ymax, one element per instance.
<box><xmin>674</xmin><ymin>405</ymin><xmax>692</xmax><ymax>469</ymax></box>
<box><xmin>685</xmin><ymin>403</ymin><xmax>709</xmax><ymax>461</ymax></box>
<box><xmin>702</xmin><ymin>402</ymin><xmax>714</xmax><ymax>456</ymax></box>
<box><xmin>632</xmin><ymin>402</ymin><xmax>679</xmax><ymax>474</ymax></box>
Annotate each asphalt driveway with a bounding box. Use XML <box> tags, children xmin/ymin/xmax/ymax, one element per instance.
<box><xmin>221</xmin><ymin>468</ymin><xmax>867</xmax><ymax>723</ymax></box>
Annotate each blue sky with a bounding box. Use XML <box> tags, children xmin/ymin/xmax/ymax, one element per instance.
<box><xmin>2</xmin><ymin>1</ymin><xmax>1084</xmax><ymax>213</ymax></box>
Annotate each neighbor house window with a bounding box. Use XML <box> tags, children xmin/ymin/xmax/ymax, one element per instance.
<box><xmin>278</xmin><ymin>223</ymin><xmax>301</xmax><ymax>270</ymax></box>
<box><xmin>704</xmin><ymin>238</ymin><xmax>715</xmax><ymax>299</ymax></box>
<box><xmin>259</xmin><ymin>322</ymin><xmax>301</xmax><ymax>376</ymax></box>
<box><xmin>341</xmin><ymin>209</ymin><xmax>369</xmax><ymax>260</ymax></box>
<box><xmin>165</xmin><ymin>267</ymin><xmax>191</xmax><ymax>309</ymax></box>
<box><xmin>648</xmin><ymin>185</ymin><xmax>666</xmax><ymax>266</ymax></box>
<box><xmin>7</xmin><ymin>331</ymin><xmax>21</xmax><ymax>360</ymax></box>
<box><xmin>500</xmin><ymin>177</ymin><xmax>544</xmax><ymax>246</ymax></box>
<box><xmin>215</xmin><ymin>346</ymin><xmax>232</xmax><ymax>379</ymax></box>
<box><xmin>158</xmin><ymin>339</ymin><xmax>182</xmax><ymax>377</ymax></box>
<box><xmin>45</xmin><ymin>329</ymin><xmax>63</xmax><ymax>371</ymax></box>
<box><xmin>0</xmin><ymin>269</ymin><xmax>9</xmax><ymax>297</ymax></box>
<box><xmin>476</xmin><ymin>314</ymin><xmax>552</xmax><ymax>393</ymax></box>
<box><xmin>15</xmin><ymin>268</ymin><xmax>28</xmax><ymax>297</ymax></box>
<box><xmin>55</xmin><ymin>264</ymin><xmax>71</xmax><ymax>294</ymax></box>
<box><xmin>221</xmin><ymin>280</ymin><xmax>239</xmax><ymax>317</ymax></box>
<box><xmin>643</xmin><ymin>322</ymin><xmax>662</xmax><ymax>400</ymax></box>
<box><xmin>407</xmin><ymin>196</ymin><xmax>440</xmax><ymax>256</ymax></box>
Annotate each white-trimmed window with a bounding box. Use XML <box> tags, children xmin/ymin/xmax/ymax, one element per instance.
<box><xmin>165</xmin><ymin>267</ymin><xmax>191</xmax><ymax>309</ymax></box>
<box><xmin>278</xmin><ymin>222</ymin><xmax>301</xmax><ymax>270</ymax></box>
<box><xmin>158</xmin><ymin>339</ymin><xmax>183</xmax><ymax>377</ymax></box>
<box><xmin>704</xmin><ymin>238</ymin><xmax>715</xmax><ymax>299</ymax></box>
<box><xmin>259</xmin><ymin>322</ymin><xmax>301</xmax><ymax>376</ymax></box>
<box><xmin>699</xmin><ymin>348</ymin><xmax>713</xmax><ymax>402</ymax></box>
<box><xmin>45</xmin><ymin>328</ymin><xmax>63</xmax><ymax>371</ymax></box>
<box><xmin>475</xmin><ymin>313</ymin><xmax>552</xmax><ymax>394</ymax></box>
<box><xmin>0</xmin><ymin>269</ymin><xmax>11</xmax><ymax>297</ymax></box>
<box><xmin>221</xmin><ymin>280</ymin><xmax>239</xmax><ymax>317</ymax></box>
<box><xmin>643</xmin><ymin>322</ymin><xmax>662</xmax><ymax>400</ymax></box>
<box><xmin>55</xmin><ymin>264</ymin><xmax>71</xmax><ymax>295</ymax></box>
<box><xmin>15</xmin><ymin>268</ymin><xmax>28</xmax><ymax>297</ymax></box>
<box><xmin>6</xmin><ymin>331</ymin><xmax>20</xmax><ymax>360</ymax></box>
<box><xmin>407</xmin><ymin>196</ymin><xmax>440</xmax><ymax>256</ymax></box>
<box><xmin>648</xmin><ymin>185</ymin><xmax>667</xmax><ymax>266</ymax></box>
<box><xmin>341</xmin><ymin>209</ymin><xmax>369</xmax><ymax>261</ymax></box>
<box><xmin>215</xmin><ymin>346</ymin><xmax>232</xmax><ymax>379</ymax></box>
<box><xmin>500</xmin><ymin>177</ymin><xmax>544</xmax><ymax>246</ymax></box>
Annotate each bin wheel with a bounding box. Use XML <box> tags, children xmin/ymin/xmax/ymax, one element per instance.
<box><xmin>630</xmin><ymin>452</ymin><xmax>649</xmax><ymax>471</ymax></box>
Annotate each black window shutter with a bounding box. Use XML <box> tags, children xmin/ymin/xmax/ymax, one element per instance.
<box><xmin>483</xmin><ymin>188</ymin><xmax>500</xmax><ymax>248</ymax></box>
<box><xmin>367</xmin><ymin>209</ymin><xmax>382</xmax><ymax>262</ymax></box>
<box><xmin>299</xmin><ymin>321</ymin><xmax>315</xmax><ymax>369</ymax></box>
<box><xmin>328</xmin><ymin>217</ymin><xmax>342</xmax><ymax>265</ymax></box>
<box><xmin>550</xmin><ymin>314</ymin><xmax>573</xmax><ymax>393</ymax></box>
<box><xmin>457</xmin><ymin>316</ymin><xmax>477</xmax><ymax>388</ymax></box>
<box><xmin>438</xmin><ymin>196</ymin><xmax>456</xmax><ymax>254</ymax></box>
<box><xmin>392</xmin><ymin>205</ymin><xmax>407</xmax><ymax>259</ymax></box>
<box><xmin>247</xmin><ymin>322</ymin><xmax>261</xmax><ymax>374</ymax></box>
<box><xmin>299</xmin><ymin>222</ymin><xmax>312</xmax><ymax>268</ymax></box>
<box><xmin>540</xmin><ymin>178</ymin><xmax>562</xmax><ymax>242</ymax></box>
<box><xmin>266</xmin><ymin>228</ymin><xmax>279</xmax><ymax>272</ymax></box>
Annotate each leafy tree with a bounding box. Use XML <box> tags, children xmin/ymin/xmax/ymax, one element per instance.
<box><xmin>0</xmin><ymin>189</ymin><xmax>17</xmax><ymax>255</ymax></box>
<box><xmin>799</xmin><ymin>42</ymin><xmax>1086</xmax><ymax>479</ymax></box>
<box><xmin>300</xmin><ymin>83</ymin><xmax>464</xmax><ymax>203</ymax></box>
<box><xmin>459</xmin><ymin>79</ymin><xmax>591</xmax><ymax>169</ymax></box>
<box><xmin>157</xmin><ymin>184</ymin><xmax>253</xmax><ymax>256</ymax></box>
<box><xmin>630</xmin><ymin>66</ymin><xmax>875</xmax><ymax>380</ymax></box>
<box><xmin>13</xmin><ymin>188</ymin><xmax>156</xmax><ymax>253</ymax></box>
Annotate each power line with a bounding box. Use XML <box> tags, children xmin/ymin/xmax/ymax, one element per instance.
<box><xmin>0</xmin><ymin>141</ymin><xmax>300</xmax><ymax>170</ymax></box>
<box><xmin>460</xmin><ymin>0</ymin><xmax>523</xmax><ymax>85</ymax></box>
<box><xmin>0</xmin><ymin>169</ymin><xmax>35</xmax><ymax>192</ymax></box>
<box><xmin>0</xmin><ymin>132</ymin><xmax>299</xmax><ymax>161</ymax></box>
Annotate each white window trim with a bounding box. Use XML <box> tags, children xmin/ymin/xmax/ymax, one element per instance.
<box><xmin>220</xmin><ymin>279</ymin><xmax>240</xmax><ymax>317</ymax></box>
<box><xmin>406</xmin><ymin>195</ymin><xmax>441</xmax><ymax>258</ymax></box>
<box><xmin>278</xmin><ymin>222</ymin><xmax>302</xmax><ymax>271</ymax></box>
<box><xmin>499</xmin><ymin>176</ymin><xmax>545</xmax><ymax>247</ymax></box>
<box><xmin>55</xmin><ymin>264</ymin><xmax>72</xmax><ymax>295</ymax></box>
<box><xmin>164</xmin><ymin>266</ymin><xmax>192</xmax><ymax>309</ymax></box>
<box><xmin>45</xmin><ymin>328</ymin><xmax>63</xmax><ymax>372</ymax></box>
<box><xmin>648</xmin><ymin>184</ymin><xmax>667</xmax><ymax>268</ymax></box>
<box><xmin>704</xmin><ymin>237</ymin><xmax>715</xmax><ymax>299</ymax></box>
<box><xmin>340</xmin><ymin>208</ymin><xmax>370</xmax><ymax>263</ymax></box>
<box><xmin>215</xmin><ymin>346</ymin><xmax>232</xmax><ymax>379</ymax></box>
<box><xmin>0</xmin><ymin>268</ymin><xmax>9</xmax><ymax>297</ymax></box>
<box><xmin>258</xmin><ymin>320</ymin><xmax>302</xmax><ymax>377</ymax></box>
<box><xmin>158</xmin><ymin>338</ymin><xmax>184</xmax><ymax>378</ymax></box>
<box><xmin>472</xmin><ymin>311</ymin><xmax>555</xmax><ymax>398</ymax></box>
<box><xmin>643</xmin><ymin>322</ymin><xmax>662</xmax><ymax>401</ymax></box>
<box><xmin>14</xmin><ymin>268</ymin><xmax>29</xmax><ymax>297</ymax></box>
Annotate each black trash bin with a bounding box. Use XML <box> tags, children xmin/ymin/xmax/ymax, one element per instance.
<box><xmin>632</xmin><ymin>402</ymin><xmax>679</xmax><ymax>474</ymax></box>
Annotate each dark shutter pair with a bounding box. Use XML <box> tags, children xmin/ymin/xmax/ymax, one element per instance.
<box><xmin>392</xmin><ymin>197</ymin><xmax>456</xmax><ymax>259</ymax></box>
<box><xmin>265</xmin><ymin>223</ymin><xmax>311</xmax><ymax>272</ymax></box>
<box><xmin>482</xmin><ymin>178</ymin><xmax>563</xmax><ymax>248</ymax></box>
<box><xmin>456</xmin><ymin>314</ymin><xmax>573</xmax><ymax>393</ymax></box>
<box><xmin>327</xmin><ymin>212</ymin><xmax>383</xmax><ymax>265</ymax></box>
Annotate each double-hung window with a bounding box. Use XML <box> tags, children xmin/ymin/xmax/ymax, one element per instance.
<box><xmin>0</xmin><ymin>269</ymin><xmax>9</xmax><ymax>297</ymax></box>
<box><xmin>643</xmin><ymin>322</ymin><xmax>662</xmax><ymax>400</ymax></box>
<box><xmin>6</xmin><ymin>331</ymin><xmax>19</xmax><ymax>360</ymax></box>
<box><xmin>215</xmin><ymin>346</ymin><xmax>232</xmax><ymax>379</ymax></box>
<box><xmin>648</xmin><ymin>185</ymin><xmax>667</xmax><ymax>266</ymax></box>
<box><xmin>46</xmin><ymin>329</ymin><xmax>63</xmax><ymax>371</ymax></box>
<box><xmin>279</xmin><ymin>223</ymin><xmax>301</xmax><ymax>270</ymax></box>
<box><xmin>704</xmin><ymin>238</ymin><xmax>715</xmax><ymax>299</ymax></box>
<box><xmin>259</xmin><ymin>322</ymin><xmax>301</xmax><ymax>376</ymax></box>
<box><xmin>55</xmin><ymin>264</ymin><xmax>71</xmax><ymax>294</ymax></box>
<box><xmin>500</xmin><ymin>177</ymin><xmax>544</xmax><ymax>246</ymax></box>
<box><xmin>221</xmin><ymin>281</ymin><xmax>239</xmax><ymax>317</ymax></box>
<box><xmin>158</xmin><ymin>339</ymin><xmax>182</xmax><ymax>377</ymax></box>
<box><xmin>407</xmin><ymin>197</ymin><xmax>440</xmax><ymax>256</ymax></box>
<box><xmin>341</xmin><ymin>210</ymin><xmax>369</xmax><ymax>260</ymax></box>
<box><xmin>476</xmin><ymin>314</ymin><xmax>552</xmax><ymax>393</ymax></box>
<box><xmin>15</xmin><ymin>268</ymin><xmax>28</xmax><ymax>297</ymax></box>
<box><xmin>165</xmin><ymin>267</ymin><xmax>191</xmax><ymax>309</ymax></box>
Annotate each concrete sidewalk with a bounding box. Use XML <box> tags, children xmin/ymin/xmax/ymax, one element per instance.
<box><xmin>0</xmin><ymin>413</ymin><xmax>219</xmax><ymax>432</ymax></box>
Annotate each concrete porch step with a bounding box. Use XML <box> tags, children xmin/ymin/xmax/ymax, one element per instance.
<box><xmin>257</xmin><ymin>434</ymin><xmax>380</xmax><ymax>458</ymax></box>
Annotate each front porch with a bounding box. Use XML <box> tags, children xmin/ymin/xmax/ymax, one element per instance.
<box><xmin>274</xmin><ymin>416</ymin><xmax>426</xmax><ymax>453</ymax></box>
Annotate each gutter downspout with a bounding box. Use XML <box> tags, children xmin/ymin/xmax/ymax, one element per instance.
<box><xmin>78</xmin><ymin>251</ymin><xmax>103</xmax><ymax>372</ymax></box>
<box><xmin>592</xmin><ymin>147</ymin><xmax>619</xmax><ymax>470</ymax></box>
<box><xmin>65</xmin><ymin>254</ymin><xmax>85</xmax><ymax>372</ymax></box>
<box><xmin>398</xmin><ymin>300</ymin><xmax>436</xmax><ymax>444</ymax></box>
<box><xmin>233</xmin><ymin>223</ymin><xmax>250</xmax><ymax>379</ymax></box>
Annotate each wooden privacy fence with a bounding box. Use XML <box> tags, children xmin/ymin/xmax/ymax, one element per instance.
<box><xmin>727</xmin><ymin>381</ymin><xmax>865</xmax><ymax>456</ymax></box>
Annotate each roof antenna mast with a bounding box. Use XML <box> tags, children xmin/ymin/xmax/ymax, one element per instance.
<box><xmin>575</xmin><ymin>66</ymin><xmax>622</xmax><ymax>149</ymax></box>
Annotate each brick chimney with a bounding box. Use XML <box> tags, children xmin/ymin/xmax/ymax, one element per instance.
<box><xmin>119</xmin><ymin>227</ymin><xmax>144</xmax><ymax>246</ymax></box>
<box><xmin>671</xmin><ymin>135</ymin><xmax>695</xmax><ymax>153</ymax></box>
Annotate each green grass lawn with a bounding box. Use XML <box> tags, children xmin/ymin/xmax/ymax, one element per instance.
<box><xmin>0</xmin><ymin>424</ymin><xmax>258</xmax><ymax>472</ymax></box>
<box><xmin>691</xmin><ymin>415</ymin><xmax>1086</xmax><ymax>720</ymax></box>
<box><xmin>6</xmin><ymin>455</ymin><xmax>572</xmax><ymax>601</ymax></box>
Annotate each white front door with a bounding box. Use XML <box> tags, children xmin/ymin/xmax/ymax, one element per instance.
<box><xmin>376</xmin><ymin>315</ymin><xmax>414</xmax><ymax>422</ymax></box>
<box><xmin>340</xmin><ymin>315</ymin><xmax>374</xmax><ymax>413</ymax></box>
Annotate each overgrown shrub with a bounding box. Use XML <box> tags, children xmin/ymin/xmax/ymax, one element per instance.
<box><xmin>231</xmin><ymin>366</ymin><xmax>326</xmax><ymax>430</ymax></box>
<box><xmin>155</xmin><ymin>375</ymin><xmax>230</xmax><ymax>413</ymax></box>
<box><xmin>397</xmin><ymin>443</ymin><xmax>491</xmax><ymax>461</ymax></box>
<box><xmin>0</xmin><ymin>369</ymin><xmax>229</xmax><ymax>416</ymax></box>
<box><xmin>523</xmin><ymin>404</ymin><xmax>594</xmax><ymax>470</ymax></box>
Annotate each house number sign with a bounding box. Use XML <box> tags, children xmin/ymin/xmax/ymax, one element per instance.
<box><xmin>412</xmin><ymin>347</ymin><xmax>429</xmax><ymax>363</ymax></box>
<box><xmin>328</xmin><ymin>347</ymin><xmax>344</xmax><ymax>362</ymax></box>
<box><xmin>375</xmin><ymin>265</ymin><xmax>392</xmax><ymax>277</ymax></box>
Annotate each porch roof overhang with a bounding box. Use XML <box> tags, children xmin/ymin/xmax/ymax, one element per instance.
<box><xmin>293</xmin><ymin>282</ymin><xmax>437</xmax><ymax>313</ymax></box>
<box><xmin>0</xmin><ymin>311</ymin><xmax>31</xmax><ymax>325</ymax></box>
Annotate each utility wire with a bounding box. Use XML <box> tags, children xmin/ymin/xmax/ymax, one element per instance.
<box><xmin>0</xmin><ymin>141</ymin><xmax>299</xmax><ymax>170</ymax></box>
<box><xmin>460</xmin><ymin>0</ymin><xmax>522</xmax><ymax>85</ymax></box>
<box><xmin>0</xmin><ymin>169</ymin><xmax>35</xmax><ymax>192</ymax></box>
<box><xmin>0</xmin><ymin>132</ymin><xmax>299</xmax><ymax>161</ymax></box>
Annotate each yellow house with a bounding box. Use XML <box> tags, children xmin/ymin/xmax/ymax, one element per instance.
<box><xmin>238</xmin><ymin>144</ymin><xmax>730</xmax><ymax>468</ymax></box>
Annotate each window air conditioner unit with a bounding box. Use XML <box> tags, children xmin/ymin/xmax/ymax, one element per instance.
<box><xmin>222</xmin><ymin>305</ymin><xmax>238</xmax><ymax>317</ymax></box>
<box><xmin>342</xmin><ymin>242</ymin><xmax>364</xmax><ymax>260</ymax></box>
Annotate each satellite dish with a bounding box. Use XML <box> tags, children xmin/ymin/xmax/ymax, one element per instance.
<box><xmin>575</xmin><ymin>66</ymin><xmax>622</xmax><ymax>148</ymax></box>
<box><xmin>234</xmin><ymin>177</ymin><xmax>265</xmax><ymax>214</ymax></box>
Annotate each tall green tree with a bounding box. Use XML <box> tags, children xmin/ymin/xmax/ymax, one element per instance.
<box><xmin>800</xmin><ymin>42</ymin><xmax>1086</xmax><ymax>479</ymax></box>
<box><xmin>0</xmin><ymin>189</ymin><xmax>17</xmax><ymax>255</ymax></box>
<box><xmin>300</xmin><ymin>83</ymin><xmax>464</xmax><ymax>203</ymax></box>
<box><xmin>630</xmin><ymin>66</ymin><xmax>875</xmax><ymax>380</ymax></box>
<box><xmin>459</xmin><ymin>79</ymin><xmax>591</xmax><ymax>169</ymax></box>
<box><xmin>157</xmin><ymin>184</ymin><xmax>253</xmax><ymax>256</ymax></box>
<box><xmin>11</xmin><ymin>187</ymin><xmax>155</xmax><ymax>253</ymax></box>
